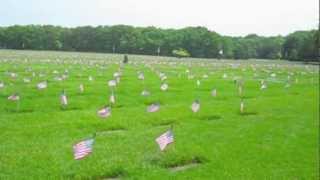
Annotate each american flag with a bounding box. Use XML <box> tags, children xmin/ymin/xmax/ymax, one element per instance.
<box><xmin>147</xmin><ymin>103</ymin><xmax>160</xmax><ymax>112</ymax></box>
<box><xmin>8</xmin><ymin>94</ymin><xmax>20</xmax><ymax>101</ymax></box>
<box><xmin>191</xmin><ymin>100</ymin><xmax>200</xmax><ymax>113</ymax></box>
<box><xmin>160</xmin><ymin>83</ymin><xmax>168</xmax><ymax>91</ymax></box>
<box><xmin>109</xmin><ymin>94</ymin><xmax>116</xmax><ymax>104</ymax></box>
<box><xmin>156</xmin><ymin>130</ymin><xmax>174</xmax><ymax>151</ymax></box>
<box><xmin>240</xmin><ymin>100</ymin><xmax>244</xmax><ymax>113</ymax></box>
<box><xmin>196</xmin><ymin>80</ymin><xmax>201</xmax><ymax>87</ymax></box>
<box><xmin>108</xmin><ymin>80</ymin><xmax>117</xmax><ymax>87</ymax></box>
<box><xmin>73</xmin><ymin>138</ymin><xmax>94</xmax><ymax>160</ymax></box>
<box><xmin>138</xmin><ymin>73</ymin><xmax>145</xmax><ymax>80</ymax></box>
<box><xmin>97</xmin><ymin>106</ymin><xmax>111</xmax><ymax>118</ymax></box>
<box><xmin>211</xmin><ymin>89</ymin><xmax>217</xmax><ymax>97</ymax></box>
<box><xmin>79</xmin><ymin>84</ymin><xmax>84</xmax><ymax>93</ymax></box>
<box><xmin>37</xmin><ymin>81</ymin><xmax>47</xmax><ymax>90</ymax></box>
<box><xmin>0</xmin><ymin>82</ymin><xmax>4</xmax><ymax>88</ymax></box>
<box><xmin>60</xmin><ymin>91</ymin><xmax>68</xmax><ymax>106</ymax></box>
<box><xmin>141</xmin><ymin>90</ymin><xmax>150</xmax><ymax>96</ymax></box>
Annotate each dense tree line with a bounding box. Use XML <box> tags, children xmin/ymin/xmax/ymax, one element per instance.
<box><xmin>0</xmin><ymin>25</ymin><xmax>318</xmax><ymax>61</ymax></box>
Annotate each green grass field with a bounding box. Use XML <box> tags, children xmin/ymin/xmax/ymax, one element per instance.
<box><xmin>0</xmin><ymin>50</ymin><xmax>319</xmax><ymax>179</ymax></box>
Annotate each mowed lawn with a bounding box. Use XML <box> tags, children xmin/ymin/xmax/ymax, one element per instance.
<box><xmin>0</xmin><ymin>50</ymin><xmax>319</xmax><ymax>179</ymax></box>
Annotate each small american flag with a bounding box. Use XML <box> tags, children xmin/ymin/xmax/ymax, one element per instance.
<box><xmin>141</xmin><ymin>90</ymin><xmax>150</xmax><ymax>96</ymax></box>
<box><xmin>108</xmin><ymin>80</ymin><xmax>117</xmax><ymax>87</ymax></box>
<box><xmin>23</xmin><ymin>78</ymin><xmax>31</xmax><ymax>83</ymax></box>
<box><xmin>160</xmin><ymin>83</ymin><xmax>168</xmax><ymax>91</ymax></box>
<box><xmin>37</xmin><ymin>81</ymin><xmax>47</xmax><ymax>90</ymax></box>
<box><xmin>156</xmin><ymin>130</ymin><xmax>174</xmax><ymax>151</ymax></box>
<box><xmin>97</xmin><ymin>106</ymin><xmax>111</xmax><ymax>118</ymax></box>
<box><xmin>79</xmin><ymin>84</ymin><xmax>84</xmax><ymax>93</ymax></box>
<box><xmin>8</xmin><ymin>94</ymin><xmax>20</xmax><ymax>101</ymax></box>
<box><xmin>0</xmin><ymin>81</ymin><xmax>4</xmax><ymax>88</ymax></box>
<box><xmin>191</xmin><ymin>100</ymin><xmax>200</xmax><ymax>113</ymax></box>
<box><xmin>240</xmin><ymin>100</ymin><xmax>244</xmax><ymax>113</ymax></box>
<box><xmin>196</xmin><ymin>80</ymin><xmax>201</xmax><ymax>87</ymax></box>
<box><xmin>138</xmin><ymin>73</ymin><xmax>145</xmax><ymax>80</ymax></box>
<box><xmin>147</xmin><ymin>103</ymin><xmax>160</xmax><ymax>112</ymax></box>
<box><xmin>211</xmin><ymin>89</ymin><xmax>217</xmax><ymax>97</ymax></box>
<box><xmin>60</xmin><ymin>91</ymin><xmax>68</xmax><ymax>106</ymax></box>
<box><xmin>73</xmin><ymin>138</ymin><xmax>94</xmax><ymax>160</ymax></box>
<box><xmin>109</xmin><ymin>94</ymin><xmax>116</xmax><ymax>104</ymax></box>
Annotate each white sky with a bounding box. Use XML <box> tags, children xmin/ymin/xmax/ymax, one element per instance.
<box><xmin>0</xmin><ymin>0</ymin><xmax>318</xmax><ymax>36</ymax></box>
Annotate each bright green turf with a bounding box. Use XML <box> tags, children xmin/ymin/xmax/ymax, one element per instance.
<box><xmin>0</xmin><ymin>50</ymin><xmax>319</xmax><ymax>179</ymax></box>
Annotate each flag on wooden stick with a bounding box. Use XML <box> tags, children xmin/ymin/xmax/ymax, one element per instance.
<box><xmin>156</xmin><ymin>130</ymin><xmax>174</xmax><ymax>151</ymax></box>
<box><xmin>211</xmin><ymin>89</ymin><xmax>217</xmax><ymax>97</ymax></box>
<box><xmin>73</xmin><ymin>138</ymin><xmax>94</xmax><ymax>160</ymax></box>
<box><xmin>108</xmin><ymin>80</ymin><xmax>117</xmax><ymax>87</ymax></box>
<box><xmin>160</xmin><ymin>83</ymin><xmax>168</xmax><ymax>91</ymax></box>
<box><xmin>79</xmin><ymin>84</ymin><xmax>84</xmax><ymax>93</ymax></box>
<box><xmin>191</xmin><ymin>100</ymin><xmax>200</xmax><ymax>113</ymax></box>
<box><xmin>97</xmin><ymin>106</ymin><xmax>111</xmax><ymax>118</ymax></box>
<box><xmin>37</xmin><ymin>81</ymin><xmax>47</xmax><ymax>90</ymax></box>
<box><xmin>141</xmin><ymin>89</ymin><xmax>150</xmax><ymax>96</ymax></box>
<box><xmin>60</xmin><ymin>90</ymin><xmax>68</xmax><ymax>106</ymax></box>
<box><xmin>240</xmin><ymin>99</ymin><xmax>244</xmax><ymax>114</ymax></box>
<box><xmin>109</xmin><ymin>93</ymin><xmax>116</xmax><ymax>104</ymax></box>
<box><xmin>147</xmin><ymin>103</ymin><xmax>160</xmax><ymax>113</ymax></box>
<box><xmin>8</xmin><ymin>93</ymin><xmax>20</xmax><ymax>101</ymax></box>
<box><xmin>0</xmin><ymin>81</ymin><xmax>4</xmax><ymax>89</ymax></box>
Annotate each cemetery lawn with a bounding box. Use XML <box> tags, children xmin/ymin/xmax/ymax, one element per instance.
<box><xmin>0</xmin><ymin>50</ymin><xmax>319</xmax><ymax>179</ymax></box>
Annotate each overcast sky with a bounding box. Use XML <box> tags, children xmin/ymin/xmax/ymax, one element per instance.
<box><xmin>0</xmin><ymin>0</ymin><xmax>318</xmax><ymax>36</ymax></box>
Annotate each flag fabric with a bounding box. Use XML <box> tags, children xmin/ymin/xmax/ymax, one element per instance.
<box><xmin>97</xmin><ymin>106</ymin><xmax>111</xmax><ymax>118</ymax></box>
<box><xmin>60</xmin><ymin>92</ymin><xmax>68</xmax><ymax>106</ymax></box>
<box><xmin>260</xmin><ymin>81</ymin><xmax>267</xmax><ymax>90</ymax></box>
<box><xmin>147</xmin><ymin>103</ymin><xmax>160</xmax><ymax>112</ymax></box>
<box><xmin>141</xmin><ymin>90</ymin><xmax>150</xmax><ymax>96</ymax></box>
<box><xmin>191</xmin><ymin>100</ymin><xmax>200</xmax><ymax>113</ymax></box>
<box><xmin>196</xmin><ymin>80</ymin><xmax>201</xmax><ymax>87</ymax></box>
<box><xmin>37</xmin><ymin>81</ymin><xmax>47</xmax><ymax>90</ymax></box>
<box><xmin>8</xmin><ymin>94</ymin><xmax>20</xmax><ymax>101</ymax></box>
<box><xmin>73</xmin><ymin>138</ymin><xmax>94</xmax><ymax>160</ymax></box>
<box><xmin>211</xmin><ymin>89</ymin><xmax>217</xmax><ymax>97</ymax></box>
<box><xmin>138</xmin><ymin>73</ymin><xmax>145</xmax><ymax>80</ymax></box>
<box><xmin>160</xmin><ymin>83</ymin><xmax>168</xmax><ymax>91</ymax></box>
<box><xmin>0</xmin><ymin>82</ymin><xmax>4</xmax><ymax>88</ymax></box>
<box><xmin>23</xmin><ymin>78</ymin><xmax>31</xmax><ymax>83</ymax></box>
<box><xmin>240</xmin><ymin>100</ymin><xmax>244</xmax><ymax>113</ymax></box>
<box><xmin>156</xmin><ymin>130</ymin><xmax>174</xmax><ymax>151</ymax></box>
<box><xmin>79</xmin><ymin>84</ymin><xmax>84</xmax><ymax>93</ymax></box>
<box><xmin>108</xmin><ymin>80</ymin><xmax>117</xmax><ymax>87</ymax></box>
<box><xmin>109</xmin><ymin>94</ymin><xmax>116</xmax><ymax>104</ymax></box>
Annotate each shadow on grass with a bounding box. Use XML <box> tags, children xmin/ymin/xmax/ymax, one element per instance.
<box><xmin>164</xmin><ymin>156</ymin><xmax>206</xmax><ymax>172</ymax></box>
<box><xmin>5</xmin><ymin>108</ymin><xmax>34</xmax><ymax>113</ymax></box>
<box><xmin>199</xmin><ymin>115</ymin><xmax>222</xmax><ymax>121</ymax></box>
<box><xmin>151</xmin><ymin>118</ymin><xmax>178</xmax><ymax>127</ymax></box>
<box><xmin>96</xmin><ymin>167</ymin><xmax>127</xmax><ymax>180</ymax></box>
<box><xmin>60</xmin><ymin>107</ymin><xmax>82</xmax><ymax>111</ymax></box>
<box><xmin>239</xmin><ymin>112</ymin><xmax>258</xmax><ymax>116</ymax></box>
<box><xmin>96</xmin><ymin>127</ymin><xmax>127</xmax><ymax>135</ymax></box>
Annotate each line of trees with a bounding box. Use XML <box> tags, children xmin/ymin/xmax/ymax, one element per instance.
<box><xmin>0</xmin><ymin>25</ymin><xmax>318</xmax><ymax>61</ymax></box>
